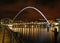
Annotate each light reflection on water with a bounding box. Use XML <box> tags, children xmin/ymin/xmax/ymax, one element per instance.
<box><xmin>19</xmin><ymin>28</ymin><xmax>50</xmax><ymax>38</ymax></box>
<box><xmin>12</xmin><ymin>25</ymin><xmax>60</xmax><ymax>43</ymax></box>
<box><xmin>16</xmin><ymin>27</ymin><xmax>60</xmax><ymax>43</ymax></box>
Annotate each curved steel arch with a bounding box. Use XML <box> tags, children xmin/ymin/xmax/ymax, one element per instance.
<box><xmin>13</xmin><ymin>6</ymin><xmax>50</xmax><ymax>24</ymax></box>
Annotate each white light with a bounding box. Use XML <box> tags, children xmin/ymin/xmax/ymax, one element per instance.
<box><xmin>8</xmin><ymin>24</ymin><xmax>13</xmax><ymax>26</ymax></box>
<box><xmin>54</xmin><ymin>22</ymin><xmax>59</xmax><ymax>25</ymax></box>
<box><xmin>8</xmin><ymin>24</ymin><xmax>13</xmax><ymax>29</ymax></box>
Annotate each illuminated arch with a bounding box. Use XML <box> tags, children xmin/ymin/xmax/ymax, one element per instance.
<box><xmin>13</xmin><ymin>6</ymin><xmax>50</xmax><ymax>24</ymax></box>
<box><xmin>1</xmin><ymin>18</ymin><xmax>12</xmax><ymax>24</ymax></box>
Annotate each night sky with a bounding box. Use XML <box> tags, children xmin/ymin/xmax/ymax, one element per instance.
<box><xmin>0</xmin><ymin>0</ymin><xmax>60</xmax><ymax>21</ymax></box>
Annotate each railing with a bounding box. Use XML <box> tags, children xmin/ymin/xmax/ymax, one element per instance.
<box><xmin>0</xmin><ymin>25</ymin><xmax>16</xmax><ymax>43</ymax></box>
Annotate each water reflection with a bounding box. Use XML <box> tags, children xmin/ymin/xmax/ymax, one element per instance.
<box><xmin>19</xmin><ymin>28</ymin><xmax>50</xmax><ymax>38</ymax></box>
<box><xmin>13</xmin><ymin>26</ymin><xmax>60</xmax><ymax>43</ymax></box>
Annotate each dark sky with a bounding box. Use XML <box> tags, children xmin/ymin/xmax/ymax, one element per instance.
<box><xmin>0</xmin><ymin>0</ymin><xmax>60</xmax><ymax>21</ymax></box>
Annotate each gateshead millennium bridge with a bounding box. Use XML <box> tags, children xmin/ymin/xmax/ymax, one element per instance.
<box><xmin>0</xmin><ymin>6</ymin><xmax>60</xmax><ymax>43</ymax></box>
<box><xmin>0</xmin><ymin>6</ymin><xmax>51</xmax><ymax>32</ymax></box>
<box><xmin>0</xmin><ymin>6</ymin><xmax>60</xmax><ymax>32</ymax></box>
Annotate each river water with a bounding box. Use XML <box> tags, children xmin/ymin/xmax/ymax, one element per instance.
<box><xmin>16</xmin><ymin>27</ymin><xmax>60</xmax><ymax>43</ymax></box>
